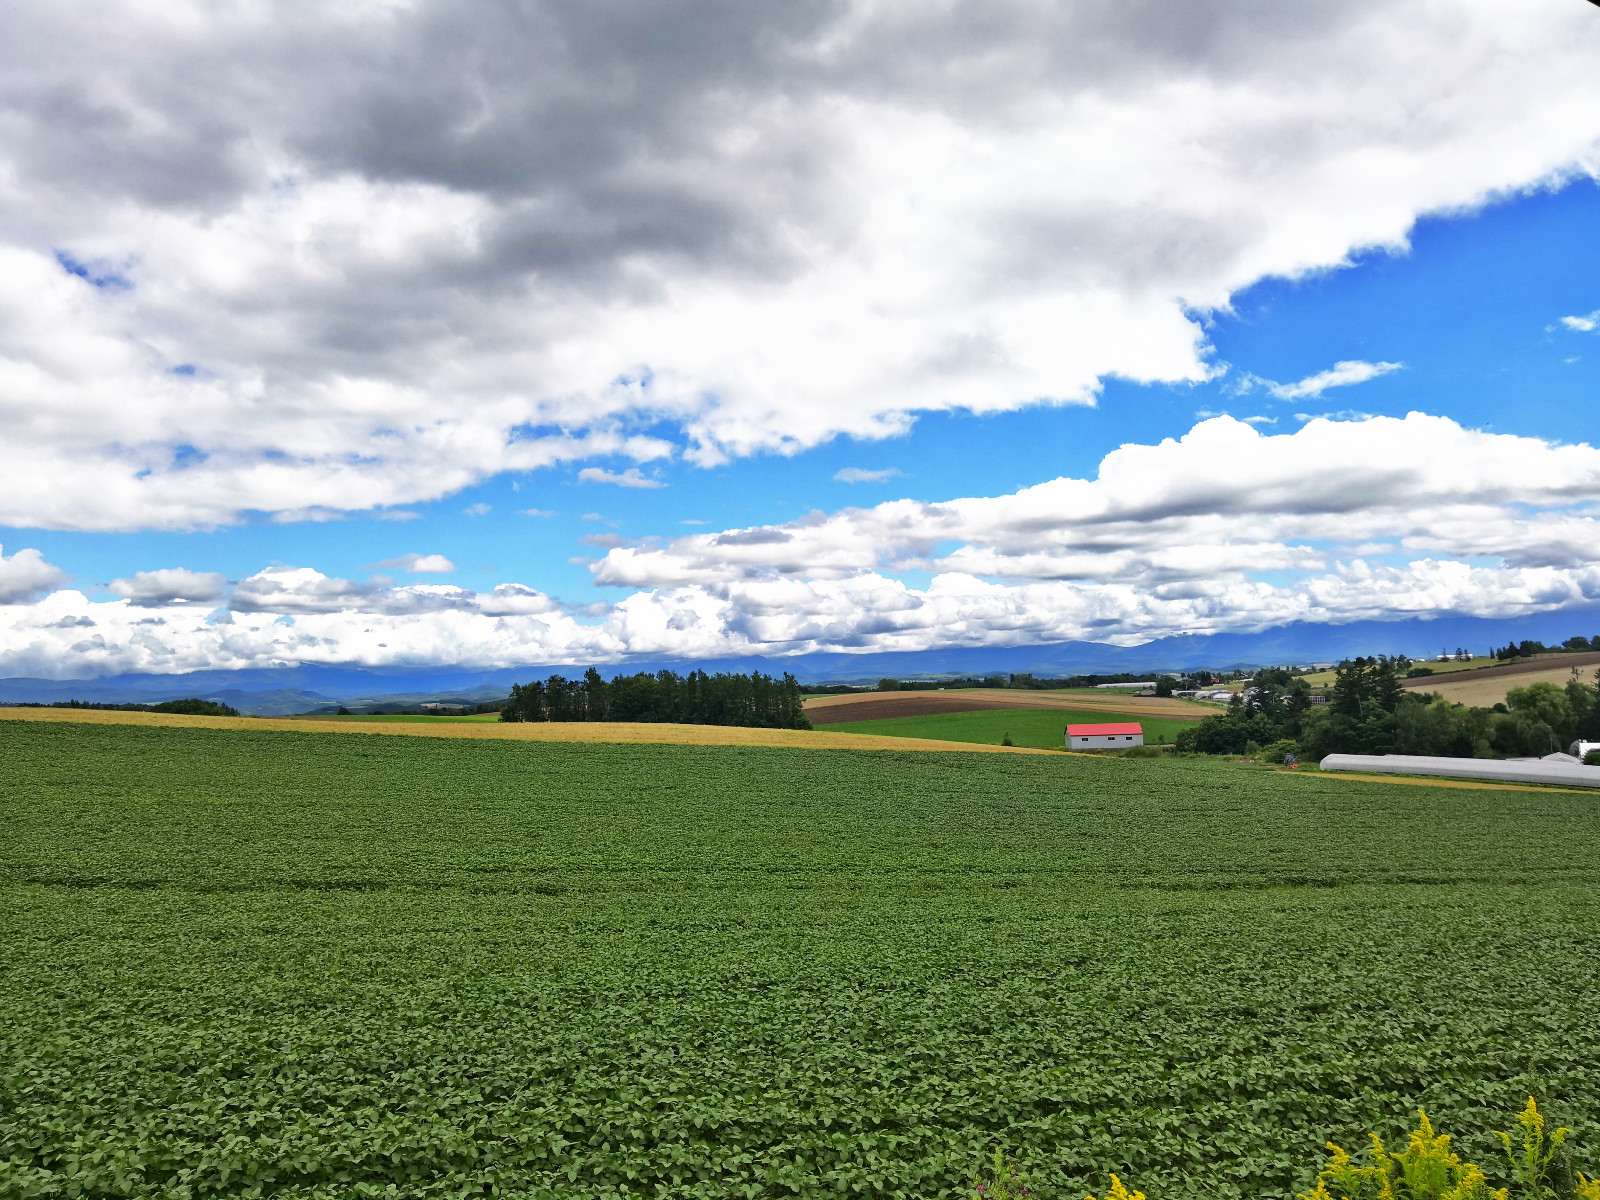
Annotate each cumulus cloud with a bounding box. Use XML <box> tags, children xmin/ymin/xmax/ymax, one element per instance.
<box><xmin>1562</xmin><ymin>310</ymin><xmax>1600</xmax><ymax>333</ymax></box>
<box><xmin>834</xmin><ymin>467</ymin><xmax>903</xmax><ymax>484</ymax></box>
<box><xmin>1265</xmin><ymin>360</ymin><xmax>1404</xmax><ymax>400</ymax></box>
<box><xmin>230</xmin><ymin>567</ymin><xmax>374</xmax><ymax>615</ymax></box>
<box><xmin>3</xmin><ymin>1</ymin><xmax>1599</xmax><ymax>530</ymax></box>
<box><xmin>106</xmin><ymin>568</ymin><xmax>228</xmax><ymax>606</ymax></box>
<box><xmin>0</xmin><ymin>545</ymin><xmax>67</xmax><ymax>604</ymax></box>
<box><xmin>7</xmin><ymin>412</ymin><xmax>1600</xmax><ymax>678</ymax></box>
<box><xmin>5</xmin><ymin>556</ymin><xmax>1600</xmax><ymax>681</ymax></box>
<box><xmin>578</xmin><ymin>468</ymin><xmax>666</xmax><ymax>489</ymax></box>
<box><xmin>591</xmin><ymin>414</ymin><xmax>1600</xmax><ymax>587</ymax></box>
<box><xmin>368</xmin><ymin>553</ymin><xmax>456</xmax><ymax>574</ymax></box>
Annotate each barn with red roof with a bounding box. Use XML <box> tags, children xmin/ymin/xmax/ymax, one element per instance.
<box><xmin>1065</xmin><ymin>722</ymin><xmax>1144</xmax><ymax>750</ymax></box>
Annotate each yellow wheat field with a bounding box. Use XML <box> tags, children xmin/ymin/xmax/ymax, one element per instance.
<box><xmin>1296</xmin><ymin>768</ymin><xmax>1587</xmax><ymax>794</ymax></box>
<box><xmin>0</xmin><ymin>705</ymin><xmax>1055</xmax><ymax>754</ymax></box>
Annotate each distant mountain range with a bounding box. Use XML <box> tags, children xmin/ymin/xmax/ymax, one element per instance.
<box><xmin>4</xmin><ymin>608</ymin><xmax>1598</xmax><ymax>715</ymax></box>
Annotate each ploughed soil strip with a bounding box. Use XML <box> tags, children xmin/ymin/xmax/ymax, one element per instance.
<box><xmin>805</xmin><ymin>689</ymin><xmax>1210</xmax><ymax>724</ymax></box>
<box><xmin>806</xmin><ymin>695</ymin><xmax>1028</xmax><ymax>723</ymax></box>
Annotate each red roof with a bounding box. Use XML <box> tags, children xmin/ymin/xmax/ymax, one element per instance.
<box><xmin>1065</xmin><ymin>722</ymin><xmax>1143</xmax><ymax>736</ymax></box>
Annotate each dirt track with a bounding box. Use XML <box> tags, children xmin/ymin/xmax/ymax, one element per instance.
<box><xmin>804</xmin><ymin>688</ymin><xmax>1210</xmax><ymax>724</ymax></box>
<box><xmin>0</xmin><ymin>706</ymin><xmax>1052</xmax><ymax>754</ymax></box>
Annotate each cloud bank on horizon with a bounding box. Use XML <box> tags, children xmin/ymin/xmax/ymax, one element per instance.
<box><xmin>2</xmin><ymin>0</ymin><xmax>1600</xmax><ymax>678</ymax></box>
<box><xmin>5</xmin><ymin>414</ymin><xmax>1600</xmax><ymax>678</ymax></box>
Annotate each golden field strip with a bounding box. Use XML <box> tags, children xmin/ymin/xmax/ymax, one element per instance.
<box><xmin>0</xmin><ymin>706</ymin><xmax>1053</xmax><ymax>754</ymax></box>
<box><xmin>1292</xmin><ymin>768</ymin><xmax>1587</xmax><ymax>794</ymax></box>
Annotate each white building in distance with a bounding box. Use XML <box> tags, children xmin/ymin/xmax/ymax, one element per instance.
<box><xmin>1066</xmin><ymin>722</ymin><xmax>1144</xmax><ymax>750</ymax></box>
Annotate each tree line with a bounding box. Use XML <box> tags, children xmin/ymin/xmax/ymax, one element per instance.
<box><xmin>499</xmin><ymin>667</ymin><xmax>812</xmax><ymax>729</ymax></box>
<box><xmin>1492</xmin><ymin>635</ymin><xmax>1600</xmax><ymax>661</ymax></box>
<box><xmin>1174</xmin><ymin>656</ymin><xmax>1600</xmax><ymax>762</ymax></box>
<box><xmin>9</xmin><ymin>698</ymin><xmax>242</xmax><ymax>717</ymax></box>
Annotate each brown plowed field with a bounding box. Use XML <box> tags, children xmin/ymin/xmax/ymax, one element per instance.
<box><xmin>803</xmin><ymin>688</ymin><xmax>1211</xmax><ymax>724</ymax></box>
<box><xmin>802</xmin><ymin>695</ymin><xmax>1022</xmax><ymax>723</ymax></box>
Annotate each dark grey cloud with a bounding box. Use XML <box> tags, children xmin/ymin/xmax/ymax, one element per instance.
<box><xmin>3</xmin><ymin>0</ymin><xmax>1599</xmax><ymax>532</ymax></box>
<box><xmin>108</xmin><ymin>568</ymin><xmax>228</xmax><ymax>607</ymax></box>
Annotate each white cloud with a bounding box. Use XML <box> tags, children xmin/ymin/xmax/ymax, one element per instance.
<box><xmin>2</xmin><ymin>1</ymin><xmax>1599</xmax><ymax>530</ymax></box>
<box><xmin>377</xmin><ymin>510</ymin><xmax>423</xmax><ymax>522</ymax></box>
<box><xmin>8</xmin><ymin>412</ymin><xmax>1600</xmax><ymax>677</ymax></box>
<box><xmin>1561</xmin><ymin>310</ymin><xmax>1600</xmax><ymax>333</ymax></box>
<box><xmin>463</xmin><ymin>503</ymin><xmax>492</xmax><ymax>517</ymax></box>
<box><xmin>106</xmin><ymin>568</ymin><xmax>228</xmax><ymax>606</ymax></box>
<box><xmin>834</xmin><ymin>467</ymin><xmax>903</xmax><ymax>483</ymax></box>
<box><xmin>230</xmin><ymin>567</ymin><xmax>375</xmax><ymax>615</ymax></box>
<box><xmin>591</xmin><ymin>414</ymin><xmax>1600</xmax><ymax>588</ymax></box>
<box><xmin>4</xmin><ymin>556</ymin><xmax>1600</xmax><ymax>681</ymax></box>
<box><xmin>1267</xmin><ymin>360</ymin><xmax>1404</xmax><ymax>400</ymax></box>
<box><xmin>521</xmin><ymin>508</ymin><xmax>557</xmax><ymax>518</ymax></box>
<box><xmin>578</xmin><ymin>467</ymin><xmax>666</xmax><ymax>489</ymax></box>
<box><xmin>0</xmin><ymin>545</ymin><xmax>67</xmax><ymax>604</ymax></box>
<box><xmin>1294</xmin><ymin>409</ymin><xmax>1376</xmax><ymax>423</ymax></box>
<box><xmin>368</xmin><ymin>553</ymin><xmax>456</xmax><ymax>574</ymax></box>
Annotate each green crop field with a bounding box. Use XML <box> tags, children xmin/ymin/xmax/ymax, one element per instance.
<box><xmin>815</xmin><ymin>707</ymin><xmax>1194</xmax><ymax>749</ymax></box>
<box><xmin>2</xmin><ymin>720</ymin><xmax>1598</xmax><ymax>1200</ymax></box>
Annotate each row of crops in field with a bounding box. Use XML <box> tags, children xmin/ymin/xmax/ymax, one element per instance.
<box><xmin>2</xmin><ymin>720</ymin><xmax>1599</xmax><ymax>1198</ymax></box>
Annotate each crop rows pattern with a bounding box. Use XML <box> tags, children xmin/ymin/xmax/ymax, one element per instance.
<box><xmin>2</xmin><ymin>721</ymin><xmax>1598</xmax><ymax>1199</ymax></box>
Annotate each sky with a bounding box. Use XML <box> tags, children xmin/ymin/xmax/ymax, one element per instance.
<box><xmin>3</xmin><ymin>0</ymin><xmax>1600</xmax><ymax>680</ymax></box>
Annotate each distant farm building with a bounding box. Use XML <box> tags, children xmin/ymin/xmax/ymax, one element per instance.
<box><xmin>1066</xmin><ymin>722</ymin><xmax>1144</xmax><ymax>750</ymax></box>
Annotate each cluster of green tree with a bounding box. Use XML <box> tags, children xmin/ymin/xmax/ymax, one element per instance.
<box><xmin>14</xmin><ymin>697</ymin><xmax>242</xmax><ymax>717</ymax></box>
<box><xmin>1493</xmin><ymin>635</ymin><xmax>1600</xmax><ymax>660</ymax></box>
<box><xmin>500</xmin><ymin>668</ymin><xmax>811</xmax><ymax>729</ymax></box>
<box><xmin>1163</xmin><ymin>669</ymin><xmax>1255</xmax><ymax>689</ymax></box>
<box><xmin>870</xmin><ymin>671</ymin><xmax>1221</xmax><ymax>692</ymax></box>
<box><xmin>1173</xmin><ymin>657</ymin><xmax>1600</xmax><ymax>762</ymax></box>
<box><xmin>874</xmin><ymin>678</ymin><xmax>972</xmax><ymax>692</ymax></box>
<box><xmin>331</xmin><ymin>700</ymin><xmax>502</xmax><ymax>715</ymax></box>
<box><xmin>874</xmin><ymin>674</ymin><xmax>1074</xmax><ymax>691</ymax></box>
<box><xmin>821</xmin><ymin>670</ymin><xmax>1255</xmax><ymax>694</ymax></box>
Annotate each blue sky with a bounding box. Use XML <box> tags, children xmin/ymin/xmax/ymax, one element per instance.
<box><xmin>15</xmin><ymin>177</ymin><xmax>1599</xmax><ymax>604</ymax></box>
<box><xmin>2</xmin><ymin>0</ymin><xmax>1599</xmax><ymax>678</ymax></box>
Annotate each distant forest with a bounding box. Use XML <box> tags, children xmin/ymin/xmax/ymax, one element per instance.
<box><xmin>9</xmin><ymin>698</ymin><xmax>241</xmax><ymax>717</ymax></box>
<box><xmin>499</xmin><ymin>668</ymin><xmax>811</xmax><ymax>729</ymax></box>
<box><xmin>1493</xmin><ymin>635</ymin><xmax>1600</xmax><ymax>660</ymax></box>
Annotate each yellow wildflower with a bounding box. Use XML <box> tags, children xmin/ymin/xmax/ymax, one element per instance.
<box><xmin>1085</xmin><ymin>1173</ymin><xmax>1145</xmax><ymax>1200</ymax></box>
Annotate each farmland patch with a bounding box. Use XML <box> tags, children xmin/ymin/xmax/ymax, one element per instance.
<box><xmin>815</xmin><ymin>706</ymin><xmax>1195</xmax><ymax>749</ymax></box>
<box><xmin>2</xmin><ymin>721</ymin><xmax>1598</xmax><ymax>1199</ymax></box>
